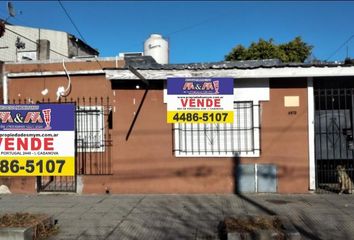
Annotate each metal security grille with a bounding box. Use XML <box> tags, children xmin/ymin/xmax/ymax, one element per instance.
<box><xmin>75</xmin><ymin>97</ymin><xmax>112</xmax><ymax>175</ymax></box>
<box><xmin>314</xmin><ymin>86</ymin><xmax>354</xmax><ymax>193</ymax></box>
<box><xmin>173</xmin><ymin>102</ymin><xmax>260</xmax><ymax>156</ymax></box>
<box><xmin>37</xmin><ymin>176</ymin><xmax>76</xmax><ymax>193</ymax></box>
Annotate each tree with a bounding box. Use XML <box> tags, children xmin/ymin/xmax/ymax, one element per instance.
<box><xmin>225</xmin><ymin>36</ymin><xmax>313</xmax><ymax>63</ymax></box>
<box><xmin>0</xmin><ymin>21</ymin><xmax>5</xmax><ymax>38</ymax></box>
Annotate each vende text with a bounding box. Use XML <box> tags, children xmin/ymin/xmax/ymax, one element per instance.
<box><xmin>180</xmin><ymin>98</ymin><xmax>220</xmax><ymax>107</ymax></box>
<box><xmin>0</xmin><ymin>137</ymin><xmax>54</xmax><ymax>151</ymax></box>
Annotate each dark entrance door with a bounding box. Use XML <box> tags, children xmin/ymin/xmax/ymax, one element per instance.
<box><xmin>314</xmin><ymin>78</ymin><xmax>354</xmax><ymax>193</ymax></box>
<box><xmin>36</xmin><ymin>97</ymin><xmax>112</xmax><ymax>192</ymax></box>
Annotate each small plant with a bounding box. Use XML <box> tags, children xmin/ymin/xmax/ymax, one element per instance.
<box><xmin>219</xmin><ymin>216</ymin><xmax>286</xmax><ymax>240</ymax></box>
<box><xmin>0</xmin><ymin>213</ymin><xmax>58</xmax><ymax>240</ymax></box>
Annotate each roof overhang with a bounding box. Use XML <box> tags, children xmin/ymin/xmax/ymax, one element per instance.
<box><xmin>105</xmin><ymin>66</ymin><xmax>354</xmax><ymax>80</ymax></box>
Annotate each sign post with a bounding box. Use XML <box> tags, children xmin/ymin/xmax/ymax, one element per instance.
<box><xmin>0</xmin><ymin>104</ymin><xmax>75</xmax><ymax>176</ymax></box>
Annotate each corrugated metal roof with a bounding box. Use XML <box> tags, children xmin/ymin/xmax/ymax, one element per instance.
<box><xmin>105</xmin><ymin>56</ymin><xmax>354</xmax><ymax>71</ymax></box>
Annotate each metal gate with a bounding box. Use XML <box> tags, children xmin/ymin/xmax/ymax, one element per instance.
<box><xmin>37</xmin><ymin>97</ymin><xmax>112</xmax><ymax>192</ymax></box>
<box><xmin>314</xmin><ymin>78</ymin><xmax>354</xmax><ymax>193</ymax></box>
<box><xmin>37</xmin><ymin>176</ymin><xmax>77</xmax><ymax>192</ymax></box>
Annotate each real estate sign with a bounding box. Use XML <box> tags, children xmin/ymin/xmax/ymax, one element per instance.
<box><xmin>167</xmin><ymin>78</ymin><xmax>234</xmax><ymax>123</ymax></box>
<box><xmin>0</xmin><ymin>104</ymin><xmax>75</xmax><ymax>176</ymax></box>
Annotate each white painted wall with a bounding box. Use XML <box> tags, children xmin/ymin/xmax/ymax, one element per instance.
<box><xmin>0</xmin><ymin>24</ymin><xmax>69</xmax><ymax>62</ymax></box>
<box><xmin>234</xmin><ymin>78</ymin><xmax>270</xmax><ymax>102</ymax></box>
<box><xmin>307</xmin><ymin>77</ymin><xmax>316</xmax><ymax>190</ymax></box>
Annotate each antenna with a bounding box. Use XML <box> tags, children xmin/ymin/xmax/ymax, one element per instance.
<box><xmin>7</xmin><ymin>1</ymin><xmax>16</xmax><ymax>18</ymax></box>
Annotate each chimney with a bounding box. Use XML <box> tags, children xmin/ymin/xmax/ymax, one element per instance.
<box><xmin>37</xmin><ymin>39</ymin><xmax>50</xmax><ymax>60</ymax></box>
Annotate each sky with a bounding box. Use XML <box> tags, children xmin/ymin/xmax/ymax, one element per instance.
<box><xmin>1</xmin><ymin>1</ymin><xmax>354</xmax><ymax>64</ymax></box>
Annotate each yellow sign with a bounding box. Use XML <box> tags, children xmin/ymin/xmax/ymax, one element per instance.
<box><xmin>167</xmin><ymin>111</ymin><xmax>234</xmax><ymax>123</ymax></box>
<box><xmin>0</xmin><ymin>157</ymin><xmax>74</xmax><ymax>176</ymax></box>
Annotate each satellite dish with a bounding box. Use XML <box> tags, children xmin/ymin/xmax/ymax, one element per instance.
<box><xmin>7</xmin><ymin>1</ymin><xmax>16</xmax><ymax>17</ymax></box>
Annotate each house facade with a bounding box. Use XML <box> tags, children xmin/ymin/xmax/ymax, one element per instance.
<box><xmin>1</xmin><ymin>57</ymin><xmax>353</xmax><ymax>194</ymax></box>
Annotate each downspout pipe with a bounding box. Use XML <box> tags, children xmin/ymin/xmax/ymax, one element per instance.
<box><xmin>128</xmin><ymin>65</ymin><xmax>149</xmax><ymax>87</ymax></box>
<box><xmin>1</xmin><ymin>62</ymin><xmax>7</xmax><ymax>104</ymax></box>
<box><xmin>3</xmin><ymin>74</ymin><xmax>7</xmax><ymax>104</ymax></box>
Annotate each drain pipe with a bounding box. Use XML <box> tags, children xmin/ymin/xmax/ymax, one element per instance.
<box><xmin>3</xmin><ymin>74</ymin><xmax>7</xmax><ymax>104</ymax></box>
<box><xmin>1</xmin><ymin>63</ymin><xmax>8</xmax><ymax>104</ymax></box>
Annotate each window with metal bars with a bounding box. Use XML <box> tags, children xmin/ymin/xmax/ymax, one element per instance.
<box><xmin>76</xmin><ymin>106</ymin><xmax>105</xmax><ymax>152</ymax></box>
<box><xmin>75</xmin><ymin>100</ymin><xmax>112</xmax><ymax>175</ymax></box>
<box><xmin>173</xmin><ymin>101</ymin><xmax>260</xmax><ymax>157</ymax></box>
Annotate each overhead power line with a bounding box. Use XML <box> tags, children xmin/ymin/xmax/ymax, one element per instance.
<box><xmin>165</xmin><ymin>8</ymin><xmax>236</xmax><ymax>39</ymax></box>
<box><xmin>58</xmin><ymin>0</ymin><xmax>87</xmax><ymax>44</ymax></box>
<box><xmin>118</xmin><ymin>9</ymin><xmax>233</xmax><ymax>53</ymax></box>
<box><xmin>4</xmin><ymin>26</ymin><xmax>67</xmax><ymax>57</ymax></box>
<box><xmin>57</xmin><ymin>0</ymin><xmax>103</xmax><ymax>69</ymax></box>
<box><xmin>326</xmin><ymin>34</ymin><xmax>354</xmax><ymax>61</ymax></box>
<box><xmin>166</xmin><ymin>13</ymin><xmax>223</xmax><ymax>38</ymax></box>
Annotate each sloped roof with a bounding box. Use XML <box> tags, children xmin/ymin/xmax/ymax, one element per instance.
<box><xmin>105</xmin><ymin>56</ymin><xmax>353</xmax><ymax>71</ymax></box>
<box><xmin>104</xmin><ymin>56</ymin><xmax>354</xmax><ymax>80</ymax></box>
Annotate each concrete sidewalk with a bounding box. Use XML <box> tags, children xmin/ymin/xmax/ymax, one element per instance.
<box><xmin>0</xmin><ymin>194</ymin><xmax>353</xmax><ymax>240</ymax></box>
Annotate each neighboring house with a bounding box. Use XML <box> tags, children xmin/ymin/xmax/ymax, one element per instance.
<box><xmin>1</xmin><ymin>56</ymin><xmax>354</xmax><ymax>194</ymax></box>
<box><xmin>0</xmin><ymin>20</ymin><xmax>98</xmax><ymax>62</ymax></box>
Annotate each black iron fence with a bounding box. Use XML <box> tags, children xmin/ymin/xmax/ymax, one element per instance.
<box><xmin>314</xmin><ymin>88</ymin><xmax>354</xmax><ymax>193</ymax></box>
<box><xmin>36</xmin><ymin>176</ymin><xmax>77</xmax><ymax>193</ymax></box>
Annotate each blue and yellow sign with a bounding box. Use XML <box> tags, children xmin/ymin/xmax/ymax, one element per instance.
<box><xmin>0</xmin><ymin>104</ymin><xmax>75</xmax><ymax>176</ymax></box>
<box><xmin>166</xmin><ymin>78</ymin><xmax>234</xmax><ymax>123</ymax></box>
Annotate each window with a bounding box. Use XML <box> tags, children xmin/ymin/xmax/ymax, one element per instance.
<box><xmin>75</xmin><ymin>102</ymin><xmax>112</xmax><ymax>175</ymax></box>
<box><xmin>173</xmin><ymin>101</ymin><xmax>260</xmax><ymax>157</ymax></box>
<box><xmin>76</xmin><ymin>106</ymin><xmax>104</xmax><ymax>152</ymax></box>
